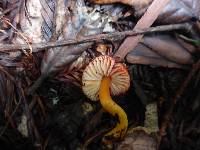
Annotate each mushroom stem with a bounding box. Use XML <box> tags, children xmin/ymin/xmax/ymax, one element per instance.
<box><xmin>99</xmin><ymin>76</ymin><xmax>128</xmax><ymax>139</ymax></box>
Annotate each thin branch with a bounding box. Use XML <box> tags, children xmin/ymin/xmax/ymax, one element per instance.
<box><xmin>0</xmin><ymin>23</ymin><xmax>191</xmax><ymax>53</ymax></box>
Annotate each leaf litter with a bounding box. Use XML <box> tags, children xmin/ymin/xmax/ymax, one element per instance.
<box><xmin>0</xmin><ymin>0</ymin><xmax>200</xmax><ymax>149</ymax></box>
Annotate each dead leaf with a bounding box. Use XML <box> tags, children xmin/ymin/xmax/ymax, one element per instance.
<box><xmin>11</xmin><ymin>0</ymin><xmax>44</xmax><ymax>44</ymax></box>
<box><xmin>40</xmin><ymin>0</ymin><xmax>56</xmax><ymax>41</ymax></box>
<box><xmin>142</xmin><ymin>35</ymin><xmax>194</xmax><ymax>65</ymax></box>
<box><xmin>90</xmin><ymin>0</ymin><xmax>200</xmax><ymax>24</ymax></box>
<box><xmin>41</xmin><ymin>43</ymin><xmax>92</xmax><ymax>77</ymax></box>
<box><xmin>116</xmin><ymin>131</ymin><xmax>158</xmax><ymax>150</ymax></box>
<box><xmin>156</xmin><ymin>0</ymin><xmax>199</xmax><ymax>24</ymax></box>
<box><xmin>126</xmin><ymin>44</ymin><xmax>185</xmax><ymax>68</ymax></box>
<box><xmin>27</xmin><ymin>0</ymin><xmax>96</xmax><ymax>94</ymax></box>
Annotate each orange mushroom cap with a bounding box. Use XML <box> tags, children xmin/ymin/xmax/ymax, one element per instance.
<box><xmin>82</xmin><ymin>55</ymin><xmax>130</xmax><ymax>101</ymax></box>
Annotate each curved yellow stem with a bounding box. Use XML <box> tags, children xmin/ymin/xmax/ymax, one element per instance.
<box><xmin>99</xmin><ymin>77</ymin><xmax>128</xmax><ymax>140</ymax></box>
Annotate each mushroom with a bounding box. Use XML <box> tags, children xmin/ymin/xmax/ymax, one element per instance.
<box><xmin>82</xmin><ymin>55</ymin><xmax>130</xmax><ymax>141</ymax></box>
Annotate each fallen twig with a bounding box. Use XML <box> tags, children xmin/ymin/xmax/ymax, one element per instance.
<box><xmin>0</xmin><ymin>23</ymin><xmax>191</xmax><ymax>53</ymax></box>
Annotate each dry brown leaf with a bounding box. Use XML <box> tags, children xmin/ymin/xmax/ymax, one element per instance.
<box><xmin>126</xmin><ymin>44</ymin><xmax>184</xmax><ymax>68</ymax></box>
<box><xmin>142</xmin><ymin>35</ymin><xmax>194</xmax><ymax>65</ymax></box>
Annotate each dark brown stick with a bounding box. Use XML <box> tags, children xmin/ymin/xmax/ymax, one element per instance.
<box><xmin>0</xmin><ymin>23</ymin><xmax>190</xmax><ymax>53</ymax></box>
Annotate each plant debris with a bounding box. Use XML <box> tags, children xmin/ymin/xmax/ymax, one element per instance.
<box><xmin>0</xmin><ymin>0</ymin><xmax>200</xmax><ymax>150</ymax></box>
